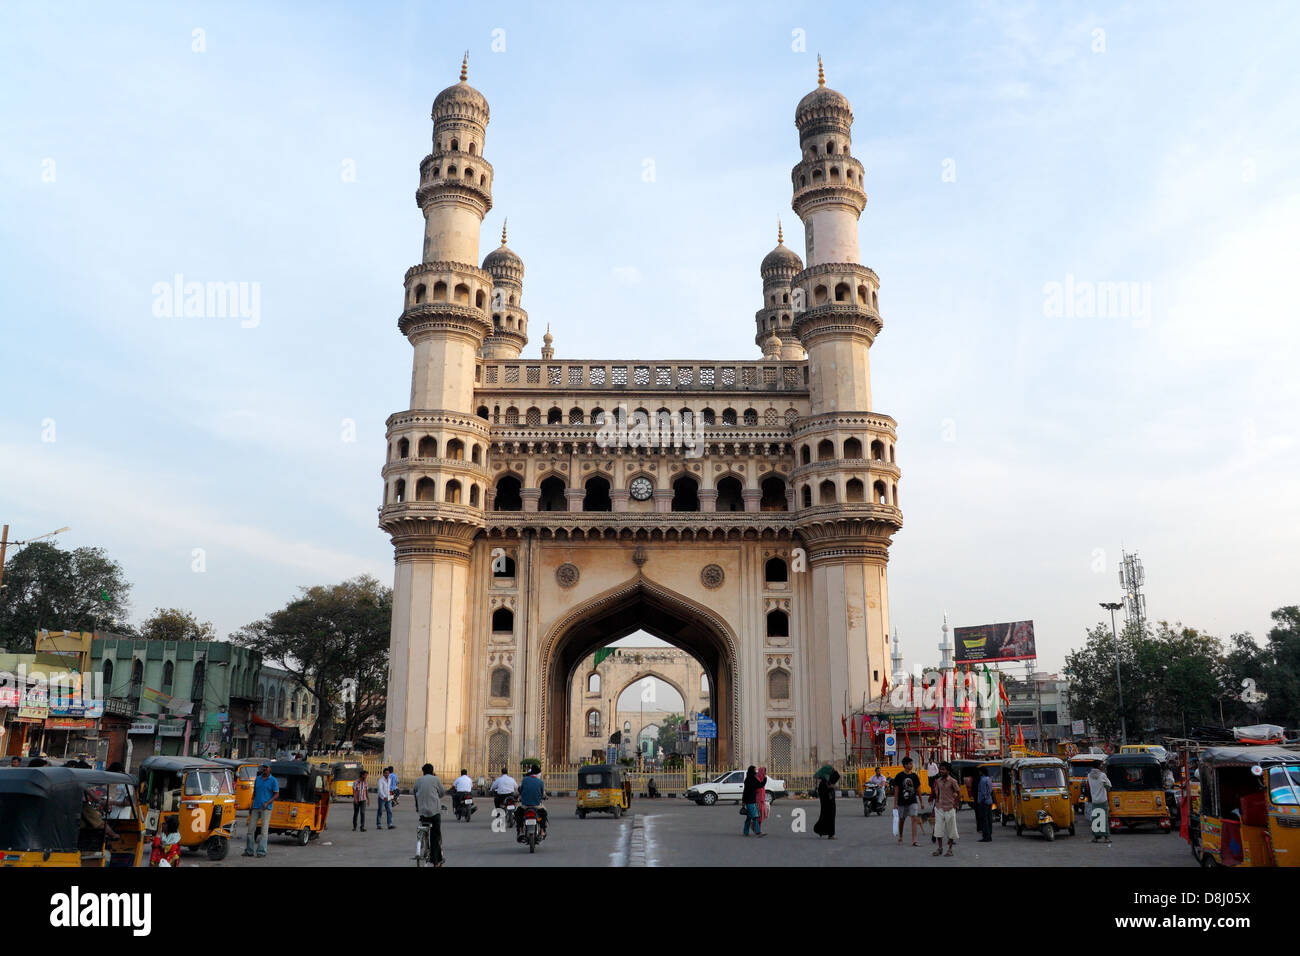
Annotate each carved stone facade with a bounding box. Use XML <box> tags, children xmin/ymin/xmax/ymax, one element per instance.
<box><xmin>381</xmin><ymin>58</ymin><xmax>902</xmax><ymax>773</ymax></box>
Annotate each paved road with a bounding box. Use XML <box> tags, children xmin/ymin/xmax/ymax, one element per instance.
<box><xmin>195</xmin><ymin>795</ymin><xmax>1196</xmax><ymax>867</ymax></box>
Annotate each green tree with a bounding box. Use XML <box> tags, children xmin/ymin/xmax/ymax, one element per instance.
<box><xmin>1261</xmin><ymin>606</ymin><xmax>1300</xmax><ymax>726</ymax></box>
<box><xmin>1065</xmin><ymin>620</ymin><xmax>1142</xmax><ymax>741</ymax></box>
<box><xmin>657</xmin><ymin>713</ymin><xmax>685</xmax><ymax>756</ymax></box>
<box><xmin>139</xmin><ymin>607</ymin><xmax>216</xmax><ymax>642</ymax></box>
<box><xmin>1217</xmin><ymin>632</ymin><xmax>1269</xmax><ymax>726</ymax></box>
<box><xmin>0</xmin><ymin>542</ymin><xmax>133</xmax><ymax>648</ymax></box>
<box><xmin>232</xmin><ymin>575</ymin><xmax>391</xmax><ymax>748</ymax></box>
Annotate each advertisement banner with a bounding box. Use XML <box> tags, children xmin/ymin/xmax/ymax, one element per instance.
<box><xmin>953</xmin><ymin>620</ymin><xmax>1036</xmax><ymax>663</ymax></box>
<box><xmin>44</xmin><ymin>717</ymin><xmax>96</xmax><ymax>731</ymax></box>
<box><xmin>157</xmin><ymin>720</ymin><xmax>186</xmax><ymax>737</ymax></box>
<box><xmin>141</xmin><ymin>686</ymin><xmax>172</xmax><ymax>708</ymax></box>
<box><xmin>129</xmin><ymin>720</ymin><xmax>157</xmax><ymax>735</ymax></box>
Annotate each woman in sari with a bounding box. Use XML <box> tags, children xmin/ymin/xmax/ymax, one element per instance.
<box><xmin>755</xmin><ymin>766</ymin><xmax>770</xmax><ymax>829</ymax></box>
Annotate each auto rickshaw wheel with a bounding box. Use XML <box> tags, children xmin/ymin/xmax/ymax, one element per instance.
<box><xmin>613</xmin><ymin>805</ymin><xmax>623</xmax><ymax>819</ymax></box>
<box><xmin>206</xmin><ymin>837</ymin><xmax>229</xmax><ymax>861</ymax></box>
<box><xmin>1042</xmin><ymin>823</ymin><xmax>1056</xmax><ymax>841</ymax></box>
<box><xmin>297</xmin><ymin>827</ymin><xmax>310</xmax><ymax>846</ymax></box>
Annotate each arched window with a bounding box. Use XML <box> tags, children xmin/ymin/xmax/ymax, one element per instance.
<box><xmin>591</xmin><ymin>407</ymin><xmax>606</xmax><ymax>425</ymax></box>
<box><xmin>397</xmin><ymin>437</ymin><xmax>410</xmax><ymax>458</ymax></box>
<box><xmin>443</xmin><ymin>479</ymin><xmax>462</xmax><ymax>504</ymax></box>
<box><xmin>477</xmin><ymin>405</ymin><xmax>490</xmax><ymax>420</ymax></box>
<box><xmin>162</xmin><ymin>661</ymin><xmax>174</xmax><ymax>693</ymax></box>
<box><xmin>801</xmin><ymin>485</ymin><xmax>812</xmax><ymax>508</ymax></box>
<box><xmin>394</xmin><ymin>478</ymin><xmax>406</xmax><ymax>503</ymax></box>
<box><xmin>766</xmin><ymin>610</ymin><xmax>789</xmax><ymax>638</ymax></box>
<box><xmin>418</xmin><ymin>435</ymin><xmax>436</xmax><ymax>458</ymax></box>
<box><xmin>130</xmin><ymin>659</ymin><xmax>143</xmax><ymax>698</ymax></box>
<box><xmin>874</xmin><ymin>479</ymin><xmax>889</xmax><ymax>504</ymax></box>
<box><xmin>701</xmin><ymin>408</ymin><xmax>716</xmax><ymax>426</ymax></box>
<box><xmin>819</xmin><ymin>480</ymin><xmax>836</xmax><ymax>504</ymax></box>
<box><xmin>504</xmin><ymin>406</ymin><xmax>519</xmax><ymax>425</ymax></box>
<box><xmin>102</xmin><ymin>659</ymin><xmax>114</xmax><ymax>695</ymax></box>
<box><xmin>700</xmin><ymin>672</ymin><xmax>709</xmax><ymax>694</ymax></box>
<box><xmin>414</xmin><ymin>283</ymin><xmax>426</xmax><ymax>304</ymax></box>
<box><xmin>721</xmin><ymin>408</ymin><xmax>737</xmax><ymax>426</ymax></box>
<box><xmin>547</xmin><ymin>407</ymin><xmax>563</xmax><ymax>424</ymax></box>
<box><xmin>586</xmin><ymin>710</ymin><xmax>601</xmax><ymax>737</ymax></box>
<box><xmin>870</xmin><ymin>439</ymin><xmax>886</xmax><ymax>460</ymax></box>
<box><xmin>490</xmin><ymin>667</ymin><xmax>511</xmax><ymax>698</ymax></box>
<box><xmin>487</xmin><ymin>731</ymin><xmax>510</xmax><ymax>769</ymax></box>
<box><xmin>765</xmin><ymin>557</ymin><xmax>788</xmax><ymax>583</ymax></box>
<box><xmin>814</xmin><ymin>285</ymin><xmax>828</xmax><ymax>304</ymax></box>
<box><xmin>471</xmin><ymin>444</ymin><xmax>482</xmax><ymax>464</ymax></box>
<box><xmin>539</xmin><ymin>476</ymin><xmax>567</xmax><ymax>511</ymax></box>
<box><xmin>769</xmin><ymin>732</ymin><xmax>793</xmax><ymax>774</ymax></box>
<box><xmin>760</xmin><ymin>476</ymin><xmax>787</xmax><ymax>511</ymax></box>
<box><xmin>587</xmin><ymin>672</ymin><xmax>601</xmax><ymax>694</ymax></box>
<box><xmin>844</xmin><ymin>437</ymin><xmax>862</xmax><ymax>459</ymax></box>
<box><xmin>526</xmin><ymin>407</ymin><xmax>541</xmax><ymax>426</ymax></box>
<box><xmin>494</xmin><ymin>475</ymin><xmax>522</xmax><ymax>511</ymax></box>
<box><xmin>846</xmin><ymin>478</ymin><xmax>865</xmax><ymax>502</ymax></box>
<box><xmin>583</xmin><ymin>476</ymin><xmax>612</xmax><ymax>512</ymax></box>
<box><xmin>415</xmin><ymin>477</ymin><xmax>435</xmax><ymax>501</ymax></box>
<box><xmin>453</xmin><ymin>283</ymin><xmax>470</xmax><ymax>304</ymax></box>
<box><xmin>857</xmin><ymin>284</ymin><xmax>869</xmax><ymax>305</ymax></box>
<box><xmin>433</xmin><ymin>281</ymin><xmax>447</xmax><ymax>301</ymax></box>
<box><xmin>569</xmin><ymin>407</ymin><xmax>585</xmax><ymax>425</ymax></box>
<box><xmin>768</xmin><ymin>668</ymin><xmax>791</xmax><ymax>700</ymax></box>
<box><xmin>743</xmin><ymin>408</ymin><xmax>758</xmax><ymax>426</ymax></box>
<box><xmin>801</xmin><ymin>445</ymin><xmax>811</xmax><ymax>465</ymax></box>
<box><xmin>475</xmin><ymin>289</ymin><xmax>485</xmax><ymax>307</ymax></box>
<box><xmin>671</xmin><ymin>474</ymin><xmax>699</xmax><ymax>512</ymax></box>
<box><xmin>469</xmin><ymin>484</ymin><xmax>480</xmax><ymax>507</ymax></box>
<box><xmin>446</xmin><ymin>438</ymin><xmax>463</xmax><ymax>460</ymax></box>
<box><xmin>716</xmin><ymin>476</ymin><xmax>744</xmax><ymax>512</ymax></box>
<box><xmin>278</xmin><ymin>686</ymin><xmax>286</xmax><ymax>718</ymax></box>
<box><xmin>835</xmin><ymin>282</ymin><xmax>850</xmax><ymax>301</ymax></box>
<box><xmin>493</xmin><ymin>553</ymin><xmax>516</xmax><ymax>577</ymax></box>
<box><xmin>817</xmin><ymin>439</ymin><xmax>835</xmax><ymax>461</ymax></box>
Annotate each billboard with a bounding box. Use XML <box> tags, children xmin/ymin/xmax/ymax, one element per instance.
<box><xmin>953</xmin><ymin>620</ymin><xmax>1036</xmax><ymax>663</ymax></box>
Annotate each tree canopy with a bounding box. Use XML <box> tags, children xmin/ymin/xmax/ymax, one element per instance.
<box><xmin>139</xmin><ymin>607</ymin><xmax>216</xmax><ymax>642</ymax></box>
<box><xmin>231</xmin><ymin>575</ymin><xmax>391</xmax><ymax>748</ymax></box>
<box><xmin>0</xmin><ymin>542</ymin><xmax>133</xmax><ymax>649</ymax></box>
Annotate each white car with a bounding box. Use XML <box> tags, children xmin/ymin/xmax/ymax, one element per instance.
<box><xmin>686</xmin><ymin>770</ymin><xmax>786</xmax><ymax>805</ymax></box>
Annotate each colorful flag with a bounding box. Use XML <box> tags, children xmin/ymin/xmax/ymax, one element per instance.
<box><xmin>881</xmin><ymin>673</ymin><xmax>889</xmax><ymax>699</ymax></box>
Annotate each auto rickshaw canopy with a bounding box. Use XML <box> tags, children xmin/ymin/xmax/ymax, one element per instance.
<box><xmin>0</xmin><ymin>767</ymin><xmax>137</xmax><ymax>853</ymax></box>
<box><xmin>1199</xmin><ymin>745</ymin><xmax>1300</xmax><ymax>769</ymax></box>
<box><xmin>577</xmin><ymin>764</ymin><xmax>622</xmax><ymax>789</ymax></box>
<box><xmin>270</xmin><ymin>761</ymin><xmax>330</xmax><ymax>801</ymax></box>
<box><xmin>1105</xmin><ymin>752</ymin><xmax>1165</xmax><ymax>790</ymax></box>
<box><xmin>331</xmin><ymin>761</ymin><xmax>363</xmax><ymax>780</ymax></box>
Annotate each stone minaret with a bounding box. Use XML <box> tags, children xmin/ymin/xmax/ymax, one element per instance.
<box><xmin>756</xmin><ymin>221</ymin><xmax>806</xmax><ymax>360</ymax></box>
<box><xmin>481</xmin><ymin>220</ymin><xmax>528</xmax><ymax>359</ymax></box>
<box><xmin>381</xmin><ymin>56</ymin><xmax>494</xmax><ymax>772</ymax></box>
<box><xmin>790</xmin><ymin>57</ymin><xmax>902</xmax><ymax>754</ymax></box>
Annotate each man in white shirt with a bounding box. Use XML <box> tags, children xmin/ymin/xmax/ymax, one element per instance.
<box><xmin>1087</xmin><ymin>766</ymin><xmax>1113</xmax><ymax>844</ymax></box>
<box><xmin>489</xmin><ymin>766</ymin><xmax>520</xmax><ymax>809</ymax></box>
<box><xmin>376</xmin><ymin>770</ymin><xmax>394</xmax><ymax>830</ymax></box>
<box><xmin>451</xmin><ymin>768</ymin><xmax>475</xmax><ymax>817</ymax></box>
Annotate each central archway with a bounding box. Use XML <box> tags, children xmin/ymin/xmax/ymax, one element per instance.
<box><xmin>540</xmin><ymin>576</ymin><xmax>738</xmax><ymax>766</ymax></box>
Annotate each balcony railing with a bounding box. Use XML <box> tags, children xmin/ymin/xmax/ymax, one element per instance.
<box><xmin>477</xmin><ymin>360</ymin><xmax>809</xmax><ymax>392</ymax></box>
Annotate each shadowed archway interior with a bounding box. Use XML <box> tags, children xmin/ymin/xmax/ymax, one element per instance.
<box><xmin>544</xmin><ymin>580</ymin><xmax>735</xmax><ymax>766</ymax></box>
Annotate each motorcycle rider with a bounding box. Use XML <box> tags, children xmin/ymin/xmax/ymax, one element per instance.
<box><xmin>451</xmin><ymin>768</ymin><xmax>475</xmax><ymax>818</ymax></box>
<box><xmin>864</xmin><ymin>766</ymin><xmax>888</xmax><ymax>812</ymax></box>
<box><xmin>515</xmin><ymin>765</ymin><xmax>548</xmax><ymax>840</ymax></box>
<box><xmin>490</xmin><ymin>766</ymin><xmax>520</xmax><ymax>809</ymax></box>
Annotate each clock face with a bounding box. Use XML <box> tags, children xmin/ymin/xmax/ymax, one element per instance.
<box><xmin>629</xmin><ymin>476</ymin><xmax>654</xmax><ymax>501</ymax></box>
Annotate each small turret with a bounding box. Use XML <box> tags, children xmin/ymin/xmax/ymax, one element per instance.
<box><xmin>755</xmin><ymin>221</ymin><xmax>805</xmax><ymax>359</ymax></box>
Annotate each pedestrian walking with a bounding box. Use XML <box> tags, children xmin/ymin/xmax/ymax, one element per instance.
<box><xmin>930</xmin><ymin>762</ymin><xmax>961</xmax><ymax>857</ymax></box>
<box><xmin>755</xmin><ymin>766</ymin><xmax>770</xmax><ymax>829</ymax></box>
<box><xmin>812</xmin><ymin>766</ymin><xmax>839</xmax><ymax>839</ymax></box>
<box><xmin>894</xmin><ymin>757</ymin><xmax>923</xmax><ymax>846</ymax></box>
<box><xmin>387</xmin><ymin>766</ymin><xmax>400</xmax><ymax>809</ymax></box>
<box><xmin>1086</xmin><ymin>765</ymin><xmax>1113</xmax><ymax>844</ymax></box>
<box><xmin>353</xmin><ymin>769</ymin><xmax>369</xmax><ymax>831</ymax></box>
<box><xmin>243</xmin><ymin>763</ymin><xmax>278</xmax><ymax>857</ymax></box>
<box><xmin>376</xmin><ymin>768</ymin><xmax>393</xmax><ymax>830</ymax></box>
<box><xmin>741</xmin><ymin>766</ymin><xmax>763</xmax><ymax>836</ymax></box>
<box><xmin>975</xmin><ymin>766</ymin><xmax>994</xmax><ymax>842</ymax></box>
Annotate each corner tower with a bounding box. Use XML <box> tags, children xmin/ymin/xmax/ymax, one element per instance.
<box><xmin>789</xmin><ymin>58</ymin><xmax>902</xmax><ymax>760</ymax></box>
<box><xmin>480</xmin><ymin>221</ymin><xmax>528</xmax><ymax>359</ymax></box>
<box><xmin>756</xmin><ymin>221</ymin><xmax>806</xmax><ymax>360</ymax></box>
<box><xmin>380</xmin><ymin>56</ymin><xmax>495</xmax><ymax>773</ymax></box>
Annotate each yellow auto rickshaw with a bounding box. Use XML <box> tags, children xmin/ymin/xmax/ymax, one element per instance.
<box><xmin>1105</xmin><ymin>752</ymin><xmax>1172</xmax><ymax>832</ymax></box>
<box><xmin>1068</xmin><ymin>753</ymin><xmax>1106</xmax><ymax>812</ymax></box>
<box><xmin>1188</xmin><ymin>745</ymin><xmax>1300</xmax><ymax>867</ymax></box>
<box><xmin>212</xmin><ymin>757</ymin><xmax>273</xmax><ymax>812</ymax></box>
<box><xmin>267</xmin><ymin>760</ymin><xmax>332</xmax><ymax>845</ymax></box>
<box><xmin>999</xmin><ymin>756</ymin><xmax>1075</xmax><ymax>840</ymax></box>
<box><xmin>0</xmin><ymin>766</ymin><xmax>145</xmax><ymax>867</ymax></box>
<box><xmin>331</xmin><ymin>761</ymin><xmax>364</xmax><ymax>802</ymax></box>
<box><xmin>138</xmin><ymin>755</ymin><xmax>237</xmax><ymax>861</ymax></box>
<box><xmin>575</xmin><ymin>764</ymin><xmax>631</xmax><ymax>819</ymax></box>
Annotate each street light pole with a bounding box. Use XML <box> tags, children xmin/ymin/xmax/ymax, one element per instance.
<box><xmin>1100</xmin><ymin>601</ymin><xmax>1127</xmax><ymax>745</ymax></box>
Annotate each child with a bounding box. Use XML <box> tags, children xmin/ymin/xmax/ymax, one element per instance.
<box><xmin>150</xmin><ymin>816</ymin><xmax>182</xmax><ymax>867</ymax></box>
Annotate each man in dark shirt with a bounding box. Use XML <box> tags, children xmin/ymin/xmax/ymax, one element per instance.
<box><xmin>516</xmin><ymin>766</ymin><xmax>548</xmax><ymax>839</ymax></box>
<box><xmin>894</xmin><ymin>757</ymin><xmax>923</xmax><ymax>846</ymax></box>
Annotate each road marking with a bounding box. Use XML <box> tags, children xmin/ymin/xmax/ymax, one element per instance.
<box><xmin>627</xmin><ymin>814</ymin><xmax>648</xmax><ymax>866</ymax></box>
<box><xmin>642</xmin><ymin>814</ymin><xmax>658</xmax><ymax>867</ymax></box>
<box><xmin>610</xmin><ymin>819</ymin><xmax>630</xmax><ymax>867</ymax></box>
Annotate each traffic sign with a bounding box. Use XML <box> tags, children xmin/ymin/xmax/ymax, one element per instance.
<box><xmin>884</xmin><ymin>732</ymin><xmax>897</xmax><ymax>756</ymax></box>
<box><xmin>696</xmin><ymin>719</ymin><xmax>717</xmax><ymax>739</ymax></box>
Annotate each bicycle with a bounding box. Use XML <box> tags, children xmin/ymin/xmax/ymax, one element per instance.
<box><xmin>415</xmin><ymin>815</ymin><xmax>445</xmax><ymax>867</ymax></box>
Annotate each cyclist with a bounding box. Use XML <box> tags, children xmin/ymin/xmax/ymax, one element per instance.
<box><xmin>413</xmin><ymin>764</ymin><xmax>446</xmax><ymax>865</ymax></box>
<box><xmin>515</xmin><ymin>765</ymin><xmax>548</xmax><ymax>840</ymax></box>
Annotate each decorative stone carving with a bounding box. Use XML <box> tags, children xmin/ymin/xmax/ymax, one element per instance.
<box><xmin>556</xmin><ymin>563</ymin><xmax>580</xmax><ymax>588</ymax></box>
<box><xmin>700</xmin><ymin>563</ymin><xmax>725</xmax><ymax>589</ymax></box>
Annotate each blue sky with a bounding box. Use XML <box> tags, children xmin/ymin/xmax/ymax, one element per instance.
<box><xmin>1</xmin><ymin>1</ymin><xmax>1297</xmax><ymax>672</ymax></box>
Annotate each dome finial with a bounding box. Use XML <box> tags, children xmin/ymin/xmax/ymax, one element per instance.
<box><xmin>817</xmin><ymin>54</ymin><xmax>825</xmax><ymax>87</ymax></box>
<box><xmin>777</xmin><ymin>219</ymin><xmax>784</xmax><ymax>244</ymax></box>
<box><xmin>460</xmin><ymin>51</ymin><xmax>468</xmax><ymax>82</ymax></box>
<box><xmin>501</xmin><ymin>218</ymin><xmax>508</xmax><ymax>246</ymax></box>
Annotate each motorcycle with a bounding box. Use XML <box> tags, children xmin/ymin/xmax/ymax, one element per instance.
<box><xmin>518</xmin><ymin>807</ymin><xmax>547</xmax><ymax>853</ymax></box>
<box><xmin>862</xmin><ymin>782</ymin><xmax>887</xmax><ymax>817</ymax></box>
<box><xmin>502</xmin><ymin>793</ymin><xmax>519</xmax><ymax>829</ymax></box>
<box><xmin>455</xmin><ymin>793</ymin><xmax>476</xmax><ymax>823</ymax></box>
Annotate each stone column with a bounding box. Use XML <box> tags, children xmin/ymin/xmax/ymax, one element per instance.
<box><xmin>699</xmin><ymin>489</ymin><xmax>718</xmax><ymax>512</ymax></box>
<box><xmin>610</xmin><ymin>489</ymin><xmax>630</xmax><ymax>513</ymax></box>
<box><xmin>520</xmin><ymin>488</ymin><xmax>541</xmax><ymax>512</ymax></box>
<box><xmin>742</xmin><ymin>488</ymin><xmax>762</xmax><ymax>513</ymax></box>
<box><xmin>653</xmin><ymin>489</ymin><xmax>673</xmax><ymax>513</ymax></box>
